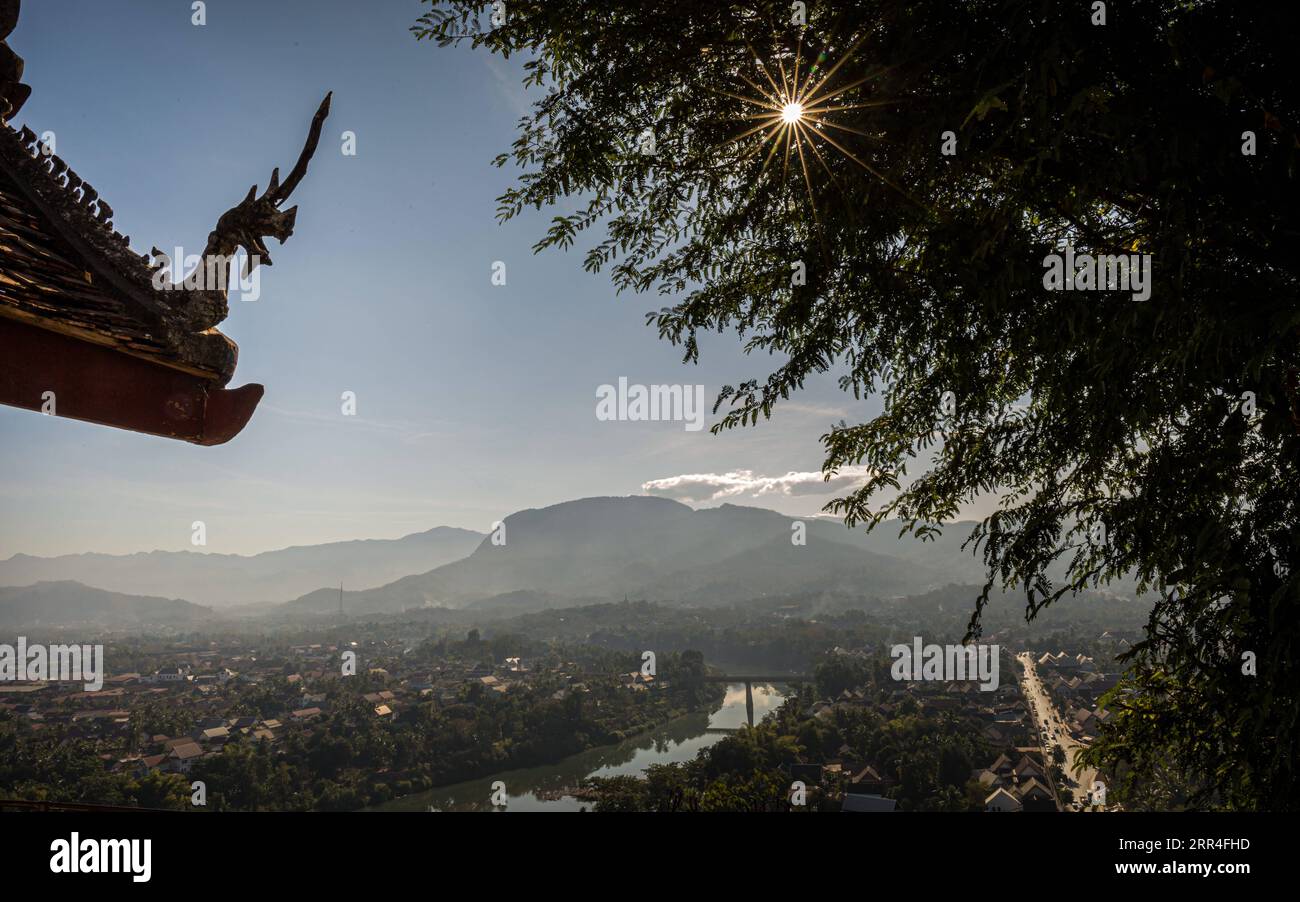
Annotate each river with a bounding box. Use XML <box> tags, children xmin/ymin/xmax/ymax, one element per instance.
<box><xmin>372</xmin><ymin>681</ymin><xmax>788</xmax><ymax>811</ymax></box>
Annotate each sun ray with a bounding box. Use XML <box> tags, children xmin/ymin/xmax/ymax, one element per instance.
<box><xmin>746</xmin><ymin>42</ymin><xmax>786</xmax><ymax>100</ymax></box>
<box><xmin>810</xmin><ymin>125</ymin><xmax>882</xmax><ymax>174</ymax></box>
<box><xmin>811</xmin><ymin>125</ymin><xmax>918</xmax><ymax>206</ymax></box>
<box><xmin>729</xmin><ymin>128</ymin><xmax>774</xmax><ymax>168</ymax></box>
<box><xmin>802</xmin><ymin>72</ymin><xmax>876</xmax><ymax>110</ymax></box>
<box><xmin>805</xmin><ymin>61</ymin><xmax>909</xmax><ymax>113</ymax></box>
<box><xmin>807</xmin><ymin>116</ymin><xmax>885</xmax><ymax>142</ymax></box>
<box><xmin>800</xmin><ymin>99</ymin><xmax>901</xmax><ymax>115</ymax></box>
<box><xmin>712</xmin><ymin>30</ymin><xmax>920</xmax><ymax>218</ymax></box>
<box><xmin>741</xmin><ymin>141</ymin><xmax>771</xmax><ymax>167</ymax></box>
<box><xmin>736</xmin><ymin>71</ymin><xmax>778</xmax><ymax>105</ymax></box>
<box><xmin>799</xmin><ymin>47</ymin><xmax>829</xmax><ymax>100</ymax></box>
<box><xmin>723</xmin><ymin>117</ymin><xmax>785</xmax><ymax>147</ymax></box>
<box><xmin>757</xmin><ymin>122</ymin><xmax>789</xmax><ymax>178</ymax></box>
<box><xmin>793</xmin><ymin>124</ymin><xmax>819</xmax><ymax>223</ymax></box>
<box><xmin>801</xmin><ymin>125</ymin><xmax>841</xmax><ymax>187</ymax></box>
<box><xmin>800</xmin><ymin>31</ymin><xmax>871</xmax><ymax>105</ymax></box>
<box><xmin>792</xmin><ymin>34</ymin><xmax>803</xmax><ymax>103</ymax></box>
<box><xmin>781</xmin><ymin>121</ymin><xmax>794</xmax><ymax>186</ymax></box>
<box><xmin>776</xmin><ymin>55</ymin><xmax>790</xmax><ymax>102</ymax></box>
<box><xmin>708</xmin><ymin>85</ymin><xmax>780</xmax><ymax>110</ymax></box>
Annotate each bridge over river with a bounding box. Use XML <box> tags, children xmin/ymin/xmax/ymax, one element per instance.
<box><xmin>701</xmin><ymin>672</ymin><xmax>813</xmax><ymax>728</ymax></box>
<box><xmin>573</xmin><ymin>668</ymin><xmax>814</xmax><ymax>728</ymax></box>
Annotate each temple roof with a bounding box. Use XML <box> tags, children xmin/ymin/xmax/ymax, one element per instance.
<box><xmin>0</xmin><ymin>124</ymin><xmax>241</xmax><ymax>383</ymax></box>
<box><xmin>0</xmin><ymin>0</ymin><xmax>329</xmax><ymax>443</ymax></box>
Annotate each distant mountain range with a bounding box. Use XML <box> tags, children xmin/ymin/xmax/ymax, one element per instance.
<box><xmin>1</xmin><ymin>496</ymin><xmax>1017</xmax><ymax>627</ymax></box>
<box><xmin>0</xmin><ymin>582</ymin><xmax>214</xmax><ymax>631</ymax></box>
<box><xmin>284</xmin><ymin>497</ymin><xmax>993</xmax><ymax>615</ymax></box>
<box><xmin>0</xmin><ymin>527</ymin><xmax>484</xmax><ymax>608</ymax></box>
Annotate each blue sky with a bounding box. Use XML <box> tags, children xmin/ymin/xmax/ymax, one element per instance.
<box><xmin>0</xmin><ymin>0</ymin><xmax>913</xmax><ymax>557</ymax></box>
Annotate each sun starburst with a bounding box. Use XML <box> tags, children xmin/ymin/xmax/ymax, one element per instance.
<box><xmin>715</xmin><ymin>31</ymin><xmax>908</xmax><ymax>219</ymax></box>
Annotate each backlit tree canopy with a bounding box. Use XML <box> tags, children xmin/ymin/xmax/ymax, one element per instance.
<box><xmin>415</xmin><ymin>1</ymin><xmax>1300</xmax><ymax>809</ymax></box>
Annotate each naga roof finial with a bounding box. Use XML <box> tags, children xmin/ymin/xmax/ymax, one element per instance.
<box><xmin>184</xmin><ymin>91</ymin><xmax>333</xmax><ymax>331</ymax></box>
<box><xmin>0</xmin><ymin>0</ymin><xmax>330</xmax><ymax>443</ymax></box>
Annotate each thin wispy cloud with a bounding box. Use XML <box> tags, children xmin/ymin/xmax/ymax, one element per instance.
<box><xmin>481</xmin><ymin>52</ymin><xmax>533</xmax><ymax>118</ymax></box>
<box><xmin>259</xmin><ymin>403</ymin><xmax>464</xmax><ymax>445</ymax></box>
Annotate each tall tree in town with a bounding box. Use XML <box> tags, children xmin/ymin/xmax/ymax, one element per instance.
<box><xmin>415</xmin><ymin>1</ymin><xmax>1300</xmax><ymax>808</ymax></box>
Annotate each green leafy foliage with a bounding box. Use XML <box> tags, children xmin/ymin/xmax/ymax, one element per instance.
<box><xmin>416</xmin><ymin>0</ymin><xmax>1300</xmax><ymax>808</ymax></box>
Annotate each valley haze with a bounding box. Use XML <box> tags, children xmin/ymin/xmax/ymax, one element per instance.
<box><xmin>0</xmin><ymin>496</ymin><xmax>1009</xmax><ymax>628</ymax></box>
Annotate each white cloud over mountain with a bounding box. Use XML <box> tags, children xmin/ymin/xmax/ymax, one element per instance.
<box><xmin>641</xmin><ymin>467</ymin><xmax>873</xmax><ymax>503</ymax></box>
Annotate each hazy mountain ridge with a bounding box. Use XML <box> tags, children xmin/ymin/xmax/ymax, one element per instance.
<box><xmin>284</xmin><ymin>497</ymin><xmax>992</xmax><ymax>615</ymax></box>
<box><xmin>0</xmin><ymin>526</ymin><xmax>484</xmax><ymax>608</ymax></box>
<box><xmin>0</xmin><ymin>581</ymin><xmax>215</xmax><ymax>631</ymax></box>
<box><xmin>1</xmin><ymin>497</ymin><xmax>1023</xmax><ymax>626</ymax></box>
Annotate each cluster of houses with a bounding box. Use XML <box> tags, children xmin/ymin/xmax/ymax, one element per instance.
<box><xmin>769</xmin><ymin>649</ymin><xmax>1044</xmax><ymax>811</ymax></box>
<box><xmin>1035</xmin><ymin>648</ymin><xmax>1121</xmax><ymax>743</ymax></box>
<box><xmin>978</xmin><ymin>751</ymin><xmax>1059</xmax><ymax>812</ymax></box>
<box><xmin>824</xmin><ymin>644</ymin><xmax>1034</xmax><ymax>745</ymax></box>
<box><xmin>783</xmin><ymin>753</ymin><xmax>901</xmax><ymax>811</ymax></box>
<box><xmin>1</xmin><ymin>634</ymin><xmax>671</xmax><ymax>789</ymax></box>
<box><xmin>115</xmin><ymin>715</ymin><xmax>283</xmax><ymax>777</ymax></box>
<box><xmin>774</xmin><ymin>708</ymin><xmax>1055</xmax><ymax>813</ymax></box>
<box><xmin>2</xmin><ymin>628</ymin><xmax>1131</xmax><ymax>813</ymax></box>
<box><xmin>85</xmin><ymin>652</ymin><xmax>649</xmax><ymax>779</ymax></box>
<box><xmin>807</xmin><ymin>681</ymin><xmax>1033</xmax><ymax>749</ymax></box>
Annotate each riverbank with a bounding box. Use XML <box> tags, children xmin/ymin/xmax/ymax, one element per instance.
<box><xmin>370</xmin><ymin>682</ymin><xmax>787</xmax><ymax>811</ymax></box>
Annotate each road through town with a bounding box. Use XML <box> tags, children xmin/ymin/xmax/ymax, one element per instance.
<box><xmin>1017</xmin><ymin>652</ymin><xmax>1100</xmax><ymax>808</ymax></box>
